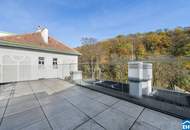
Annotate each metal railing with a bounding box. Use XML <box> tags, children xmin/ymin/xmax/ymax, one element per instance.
<box><xmin>0</xmin><ymin>60</ymin><xmax>189</xmax><ymax>93</ymax></box>
<box><xmin>77</xmin><ymin>61</ymin><xmax>190</xmax><ymax>119</ymax></box>
<box><xmin>78</xmin><ymin>60</ymin><xmax>190</xmax><ymax>93</ymax></box>
<box><xmin>0</xmin><ymin>61</ymin><xmax>189</xmax><ymax>118</ymax></box>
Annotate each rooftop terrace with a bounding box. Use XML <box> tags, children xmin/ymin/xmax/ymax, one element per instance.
<box><xmin>0</xmin><ymin>79</ymin><xmax>181</xmax><ymax>130</ymax></box>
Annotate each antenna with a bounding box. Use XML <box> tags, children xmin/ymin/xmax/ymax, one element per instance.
<box><xmin>131</xmin><ymin>37</ymin><xmax>134</xmax><ymax>61</ymax></box>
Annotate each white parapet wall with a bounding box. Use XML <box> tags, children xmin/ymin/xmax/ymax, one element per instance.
<box><xmin>128</xmin><ymin>61</ymin><xmax>153</xmax><ymax>98</ymax></box>
<box><xmin>0</xmin><ymin>47</ymin><xmax>78</xmax><ymax>83</ymax></box>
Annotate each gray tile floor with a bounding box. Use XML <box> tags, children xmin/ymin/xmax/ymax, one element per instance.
<box><xmin>0</xmin><ymin>79</ymin><xmax>182</xmax><ymax>130</ymax></box>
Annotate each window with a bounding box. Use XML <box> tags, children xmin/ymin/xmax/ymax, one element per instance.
<box><xmin>39</xmin><ymin>57</ymin><xmax>44</xmax><ymax>64</ymax></box>
<box><xmin>38</xmin><ymin>57</ymin><xmax>44</xmax><ymax>68</ymax></box>
<box><xmin>53</xmin><ymin>58</ymin><xmax>58</xmax><ymax>69</ymax></box>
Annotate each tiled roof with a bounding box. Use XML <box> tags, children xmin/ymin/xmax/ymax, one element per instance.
<box><xmin>0</xmin><ymin>32</ymin><xmax>81</xmax><ymax>55</ymax></box>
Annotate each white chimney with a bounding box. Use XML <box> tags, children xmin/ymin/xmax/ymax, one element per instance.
<box><xmin>41</xmin><ymin>28</ymin><xmax>48</xmax><ymax>44</ymax></box>
<box><xmin>36</xmin><ymin>26</ymin><xmax>48</xmax><ymax>44</ymax></box>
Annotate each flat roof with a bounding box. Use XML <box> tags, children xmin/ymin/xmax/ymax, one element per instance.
<box><xmin>0</xmin><ymin>79</ymin><xmax>181</xmax><ymax>130</ymax></box>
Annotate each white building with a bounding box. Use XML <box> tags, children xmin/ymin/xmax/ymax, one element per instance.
<box><xmin>0</xmin><ymin>28</ymin><xmax>81</xmax><ymax>83</ymax></box>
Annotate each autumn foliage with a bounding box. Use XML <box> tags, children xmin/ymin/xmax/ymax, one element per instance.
<box><xmin>77</xmin><ymin>27</ymin><xmax>190</xmax><ymax>91</ymax></box>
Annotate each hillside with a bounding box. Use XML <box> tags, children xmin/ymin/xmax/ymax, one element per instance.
<box><xmin>77</xmin><ymin>27</ymin><xmax>190</xmax><ymax>63</ymax></box>
<box><xmin>77</xmin><ymin>27</ymin><xmax>190</xmax><ymax>91</ymax></box>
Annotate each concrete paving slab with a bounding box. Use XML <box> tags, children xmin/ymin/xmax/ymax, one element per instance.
<box><xmin>5</xmin><ymin>97</ymin><xmax>39</xmax><ymax>117</ymax></box>
<box><xmin>49</xmin><ymin>103</ymin><xmax>89</xmax><ymax>130</ymax></box>
<box><xmin>0</xmin><ymin>85</ymin><xmax>11</xmax><ymax>119</ymax></box>
<box><xmin>56</xmin><ymin>79</ymin><xmax>75</xmax><ymax>88</ymax></box>
<box><xmin>41</xmin><ymin>79</ymin><xmax>56</xmax><ymax>86</ymax></box>
<box><xmin>0</xmin><ymin>85</ymin><xmax>12</xmax><ymax>92</ymax></box>
<box><xmin>64</xmin><ymin>86</ymin><xmax>85</xmax><ymax>94</ymax></box>
<box><xmin>65</xmin><ymin>86</ymin><xmax>104</xmax><ymax>99</ymax></box>
<box><xmin>0</xmin><ymin>107</ymin><xmax>5</xmax><ymax>121</ymax></box>
<box><xmin>28</xmin><ymin>80</ymin><xmax>55</xmax><ymax>95</ymax></box>
<box><xmin>42</xmin><ymin>99</ymin><xmax>75</xmax><ymax>119</ymax></box>
<box><xmin>40</xmin><ymin>81</ymin><xmax>57</xmax><ymax>88</ymax></box>
<box><xmin>41</xmin><ymin>79</ymin><xmax>73</xmax><ymax>93</ymax></box>
<box><xmin>93</xmin><ymin>108</ymin><xmax>136</xmax><ymax>130</ymax></box>
<box><xmin>38</xmin><ymin>94</ymin><xmax>64</xmax><ymax>106</ymax></box>
<box><xmin>111</xmin><ymin>100</ymin><xmax>144</xmax><ymax>118</ymax></box>
<box><xmin>137</xmin><ymin>108</ymin><xmax>182</xmax><ymax>130</ymax></box>
<box><xmin>73</xmin><ymin>97</ymin><xmax>108</xmax><ymax>118</ymax></box>
<box><xmin>13</xmin><ymin>88</ymin><xmax>33</xmax><ymax>98</ymax></box>
<box><xmin>0</xmin><ymin>99</ymin><xmax>8</xmax><ymax>109</ymax></box>
<box><xmin>53</xmin><ymin>91</ymin><xmax>67</xmax><ymax>100</ymax></box>
<box><xmin>77</xmin><ymin>88</ymin><xmax>106</xmax><ymax>99</ymax></box>
<box><xmin>15</xmin><ymin>82</ymin><xmax>29</xmax><ymax>88</ymax></box>
<box><xmin>35</xmin><ymin>92</ymin><xmax>51</xmax><ymax>100</ymax></box>
<box><xmin>13</xmin><ymin>82</ymin><xmax>33</xmax><ymax>98</ymax></box>
<box><xmin>94</xmin><ymin>94</ymin><xmax>120</xmax><ymax>106</ymax></box>
<box><xmin>14</xmin><ymin>85</ymin><xmax>31</xmax><ymax>90</ymax></box>
<box><xmin>60</xmin><ymin>88</ymin><xmax>82</xmax><ymax>99</ymax></box>
<box><xmin>75</xmin><ymin>119</ymin><xmax>105</xmax><ymax>130</ymax></box>
<box><xmin>8</xmin><ymin>94</ymin><xmax>36</xmax><ymax>106</ymax></box>
<box><xmin>0</xmin><ymin>84</ymin><xmax>13</xmax><ymax>92</ymax></box>
<box><xmin>0</xmin><ymin>79</ymin><xmax>184</xmax><ymax>130</ymax></box>
<box><xmin>40</xmin><ymin>79</ymin><xmax>67</xmax><ymax>94</ymax></box>
<box><xmin>28</xmin><ymin>80</ymin><xmax>45</xmax><ymax>90</ymax></box>
<box><xmin>131</xmin><ymin>121</ymin><xmax>160</xmax><ymax>130</ymax></box>
<box><xmin>0</xmin><ymin>91</ymin><xmax>11</xmax><ymax>101</ymax></box>
<box><xmin>20</xmin><ymin>119</ymin><xmax>51</xmax><ymax>130</ymax></box>
<box><xmin>66</xmin><ymin>94</ymin><xmax>93</xmax><ymax>106</ymax></box>
<box><xmin>0</xmin><ymin>107</ymin><xmax>46</xmax><ymax>130</ymax></box>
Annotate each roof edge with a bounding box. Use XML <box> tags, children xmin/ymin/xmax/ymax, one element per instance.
<box><xmin>0</xmin><ymin>40</ymin><xmax>81</xmax><ymax>56</ymax></box>
<box><xmin>0</xmin><ymin>31</ymin><xmax>16</xmax><ymax>35</ymax></box>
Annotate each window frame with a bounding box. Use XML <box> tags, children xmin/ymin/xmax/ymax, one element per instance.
<box><xmin>53</xmin><ymin>58</ymin><xmax>58</xmax><ymax>69</ymax></box>
<box><xmin>38</xmin><ymin>57</ymin><xmax>45</xmax><ymax>69</ymax></box>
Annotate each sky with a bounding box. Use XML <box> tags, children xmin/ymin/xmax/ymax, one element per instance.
<box><xmin>0</xmin><ymin>0</ymin><xmax>190</xmax><ymax>47</ymax></box>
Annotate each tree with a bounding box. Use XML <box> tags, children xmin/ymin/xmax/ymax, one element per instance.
<box><xmin>77</xmin><ymin>27</ymin><xmax>190</xmax><ymax>91</ymax></box>
<box><xmin>79</xmin><ymin>37</ymin><xmax>98</xmax><ymax>79</ymax></box>
<box><xmin>81</xmin><ymin>37</ymin><xmax>97</xmax><ymax>45</ymax></box>
<box><xmin>135</xmin><ymin>43</ymin><xmax>146</xmax><ymax>60</ymax></box>
<box><xmin>143</xmin><ymin>33</ymin><xmax>160</xmax><ymax>53</ymax></box>
<box><xmin>170</xmin><ymin>28</ymin><xmax>190</xmax><ymax>56</ymax></box>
